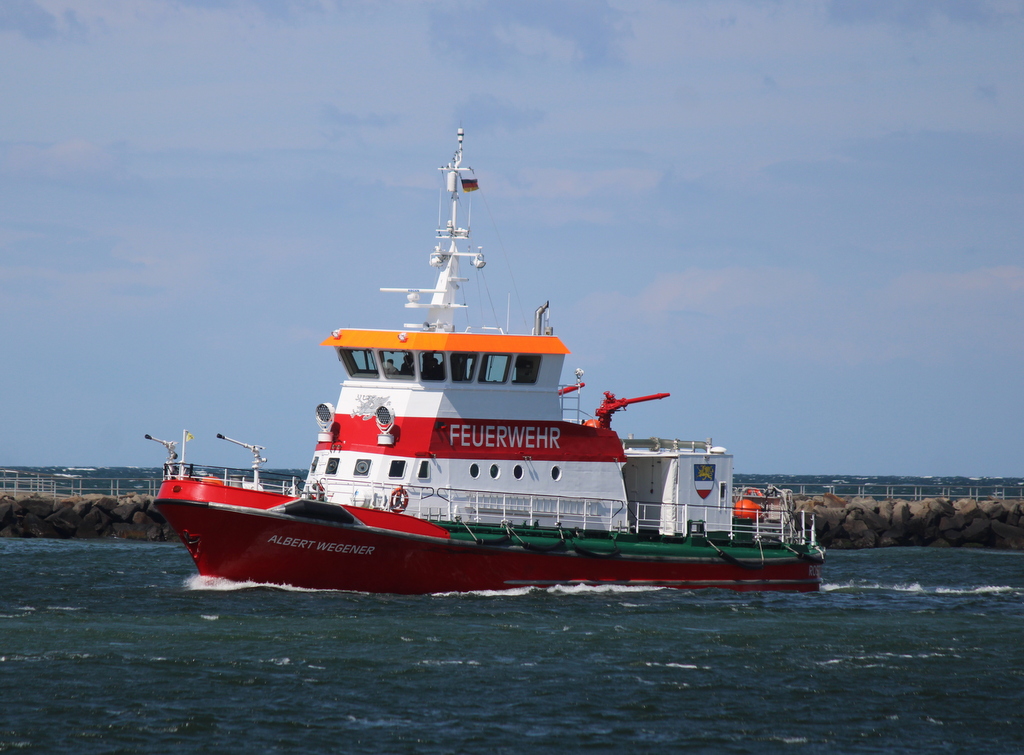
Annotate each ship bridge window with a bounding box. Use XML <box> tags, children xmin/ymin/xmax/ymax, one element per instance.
<box><xmin>512</xmin><ymin>355</ymin><xmax>541</xmax><ymax>384</ymax></box>
<box><xmin>450</xmin><ymin>352</ymin><xmax>477</xmax><ymax>382</ymax></box>
<box><xmin>388</xmin><ymin>460</ymin><xmax>406</xmax><ymax>479</ymax></box>
<box><xmin>419</xmin><ymin>351</ymin><xmax>446</xmax><ymax>381</ymax></box>
<box><xmin>417</xmin><ymin>460</ymin><xmax>431</xmax><ymax>480</ymax></box>
<box><xmin>479</xmin><ymin>354</ymin><xmax>511</xmax><ymax>384</ymax></box>
<box><xmin>325</xmin><ymin>457</ymin><xmax>340</xmax><ymax>475</ymax></box>
<box><xmin>340</xmin><ymin>349</ymin><xmax>379</xmax><ymax>379</ymax></box>
<box><xmin>380</xmin><ymin>350</ymin><xmax>415</xmax><ymax>380</ymax></box>
<box><xmin>354</xmin><ymin>459</ymin><xmax>371</xmax><ymax>476</ymax></box>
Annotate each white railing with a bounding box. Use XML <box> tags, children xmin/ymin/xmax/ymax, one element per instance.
<box><xmin>313</xmin><ymin>478</ymin><xmax>816</xmax><ymax>546</ymax></box>
<box><xmin>315</xmin><ymin>478</ymin><xmax>627</xmax><ymax>531</ymax></box>
<box><xmin>162</xmin><ymin>464</ymin><xmax>304</xmax><ymax>496</ymax></box>
<box><xmin>629</xmin><ymin>488</ymin><xmax>816</xmax><ymax>546</ymax></box>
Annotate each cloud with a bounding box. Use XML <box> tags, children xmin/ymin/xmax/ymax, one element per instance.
<box><xmin>456</xmin><ymin>94</ymin><xmax>544</xmax><ymax>135</ymax></box>
<box><xmin>572</xmin><ymin>265</ymin><xmax>1024</xmax><ymax>367</ymax></box>
<box><xmin>826</xmin><ymin>0</ymin><xmax>1024</xmax><ymax>29</ymax></box>
<box><xmin>0</xmin><ymin>0</ymin><xmax>58</xmax><ymax>39</ymax></box>
<box><xmin>491</xmin><ymin>167</ymin><xmax>661</xmax><ymax>201</ymax></box>
<box><xmin>0</xmin><ymin>139</ymin><xmax>133</xmax><ymax>188</ymax></box>
<box><xmin>765</xmin><ymin>131</ymin><xmax>1024</xmax><ymax>196</ymax></box>
<box><xmin>430</xmin><ymin>0</ymin><xmax>629</xmax><ymax>67</ymax></box>
<box><xmin>318</xmin><ymin>105</ymin><xmax>398</xmax><ymax>142</ymax></box>
<box><xmin>167</xmin><ymin>0</ymin><xmax>326</xmax><ymax>20</ymax></box>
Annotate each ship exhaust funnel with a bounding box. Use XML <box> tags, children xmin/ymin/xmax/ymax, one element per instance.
<box><xmin>533</xmin><ymin>301</ymin><xmax>550</xmax><ymax>335</ymax></box>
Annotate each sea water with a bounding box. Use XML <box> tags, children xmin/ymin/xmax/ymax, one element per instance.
<box><xmin>0</xmin><ymin>539</ymin><xmax>1021</xmax><ymax>753</ymax></box>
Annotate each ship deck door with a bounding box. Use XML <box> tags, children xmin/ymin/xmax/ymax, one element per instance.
<box><xmin>623</xmin><ymin>456</ymin><xmax>676</xmax><ymax>533</ymax></box>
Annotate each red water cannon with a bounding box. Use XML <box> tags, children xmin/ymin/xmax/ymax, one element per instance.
<box><xmin>593</xmin><ymin>391</ymin><xmax>670</xmax><ymax>430</ymax></box>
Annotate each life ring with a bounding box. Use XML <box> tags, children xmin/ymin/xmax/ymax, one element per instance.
<box><xmin>389</xmin><ymin>486</ymin><xmax>409</xmax><ymax>513</ymax></box>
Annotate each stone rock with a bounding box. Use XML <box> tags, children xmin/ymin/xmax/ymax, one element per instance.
<box><xmin>909</xmin><ymin>499</ymin><xmax>933</xmax><ymax>520</ymax></box>
<box><xmin>881</xmin><ymin>523</ymin><xmax>907</xmax><ymax>545</ymax></box>
<box><xmin>72</xmin><ymin>500</ymin><xmax>94</xmax><ymax>517</ymax></box>
<box><xmin>19</xmin><ymin>498</ymin><xmax>56</xmax><ymax>519</ymax></box>
<box><xmin>930</xmin><ymin>498</ymin><xmax>956</xmax><ymax>518</ymax></box>
<box><xmin>928</xmin><ymin>537</ymin><xmax>952</xmax><ymax>548</ymax></box>
<box><xmin>954</xmin><ymin>499</ymin><xmax>980</xmax><ymax>521</ymax></box>
<box><xmin>793</xmin><ymin>498</ymin><xmax>817</xmax><ymax>513</ymax></box>
<box><xmin>132</xmin><ymin>511</ymin><xmax>156</xmax><ymax>527</ymax></box>
<box><xmin>110</xmin><ymin>502</ymin><xmax>141</xmax><ymax>523</ymax></box>
<box><xmin>892</xmin><ymin>500</ymin><xmax>912</xmax><ymax>525</ymax></box>
<box><xmin>0</xmin><ymin>524</ymin><xmax>22</xmax><ymax>537</ymax></box>
<box><xmin>860</xmin><ymin>507</ymin><xmax>890</xmax><ymax>532</ymax></box>
<box><xmin>145</xmin><ymin>506</ymin><xmax>166</xmax><ymax>524</ymax></box>
<box><xmin>74</xmin><ymin>520</ymin><xmax>101</xmax><ymax>538</ymax></box>
<box><xmin>80</xmin><ymin>508</ymin><xmax>112</xmax><ymax>537</ymax></box>
<box><xmin>823</xmin><ymin>493</ymin><xmax>847</xmax><ymax>507</ymax></box>
<box><xmin>840</xmin><ymin>517</ymin><xmax>875</xmax><ymax>548</ymax></box>
<box><xmin>961</xmin><ymin>518</ymin><xmax>992</xmax><ymax>544</ymax></box>
<box><xmin>45</xmin><ymin>507</ymin><xmax>82</xmax><ymax>537</ymax></box>
<box><xmin>21</xmin><ymin>512</ymin><xmax>60</xmax><ymax>538</ymax></box>
<box><xmin>992</xmin><ymin>521</ymin><xmax>1024</xmax><ymax>542</ymax></box>
<box><xmin>90</xmin><ymin>496</ymin><xmax>119</xmax><ymax>514</ymax></box>
<box><xmin>939</xmin><ymin>513</ymin><xmax>966</xmax><ymax>532</ymax></box>
<box><xmin>112</xmin><ymin>523</ymin><xmax>150</xmax><ymax>540</ymax></box>
<box><xmin>851</xmin><ymin>529</ymin><xmax>878</xmax><ymax>549</ymax></box>
<box><xmin>0</xmin><ymin>501</ymin><xmax>16</xmax><ymax>526</ymax></box>
<box><xmin>979</xmin><ymin>501</ymin><xmax>1007</xmax><ymax>521</ymax></box>
<box><xmin>942</xmin><ymin>528</ymin><xmax>966</xmax><ymax>547</ymax></box>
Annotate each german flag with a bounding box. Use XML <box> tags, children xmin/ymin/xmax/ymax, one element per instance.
<box><xmin>461</xmin><ymin>176</ymin><xmax>479</xmax><ymax>192</ymax></box>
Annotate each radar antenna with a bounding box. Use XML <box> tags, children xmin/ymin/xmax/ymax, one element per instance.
<box><xmin>380</xmin><ymin>127</ymin><xmax>486</xmax><ymax>332</ymax></box>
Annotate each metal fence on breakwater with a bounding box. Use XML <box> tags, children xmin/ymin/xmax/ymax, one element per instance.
<box><xmin>4</xmin><ymin>468</ymin><xmax>1023</xmax><ymax>503</ymax></box>
<box><xmin>0</xmin><ymin>469</ymin><xmax>162</xmax><ymax>499</ymax></box>
<box><xmin>736</xmin><ymin>480</ymin><xmax>1024</xmax><ymax>501</ymax></box>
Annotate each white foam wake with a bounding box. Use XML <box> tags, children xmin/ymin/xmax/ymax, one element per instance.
<box><xmin>184</xmin><ymin>575</ymin><xmax>331</xmax><ymax>593</ymax></box>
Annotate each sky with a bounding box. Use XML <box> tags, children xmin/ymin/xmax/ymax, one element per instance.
<box><xmin>1</xmin><ymin>0</ymin><xmax>1022</xmax><ymax>475</ymax></box>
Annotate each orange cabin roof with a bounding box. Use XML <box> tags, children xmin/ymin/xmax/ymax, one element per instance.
<box><xmin>321</xmin><ymin>329</ymin><xmax>570</xmax><ymax>355</ymax></box>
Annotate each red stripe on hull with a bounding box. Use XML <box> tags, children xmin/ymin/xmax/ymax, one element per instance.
<box><xmin>156</xmin><ymin>501</ymin><xmax>821</xmax><ymax>595</ymax></box>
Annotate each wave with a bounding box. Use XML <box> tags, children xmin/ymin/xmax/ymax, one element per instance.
<box><xmin>823</xmin><ymin>581</ymin><xmax>1020</xmax><ymax>595</ymax></box>
<box><xmin>433</xmin><ymin>583</ymin><xmax>670</xmax><ymax>598</ymax></box>
<box><xmin>184</xmin><ymin>575</ymin><xmax>333</xmax><ymax>593</ymax></box>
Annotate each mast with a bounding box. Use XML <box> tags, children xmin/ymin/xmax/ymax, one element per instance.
<box><xmin>381</xmin><ymin>128</ymin><xmax>486</xmax><ymax>331</ymax></box>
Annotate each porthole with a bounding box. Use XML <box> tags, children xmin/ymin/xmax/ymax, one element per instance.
<box><xmin>489</xmin><ymin>464</ymin><xmax>500</xmax><ymax>479</ymax></box>
<box><xmin>354</xmin><ymin>459</ymin><xmax>371</xmax><ymax>476</ymax></box>
<box><xmin>469</xmin><ymin>463</ymin><xmax>480</xmax><ymax>479</ymax></box>
<box><xmin>551</xmin><ymin>465</ymin><xmax>561</xmax><ymax>481</ymax></box>
<box><xmin>513</xmin><ymin>465</ymin><xmax>523</xmax><ymax>480</ymax></box>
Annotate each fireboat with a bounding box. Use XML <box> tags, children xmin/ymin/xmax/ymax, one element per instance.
<box><xmin>151</xmin><ymin>130</ymin><xmax>823</xmax><ymax>594</ymax></box>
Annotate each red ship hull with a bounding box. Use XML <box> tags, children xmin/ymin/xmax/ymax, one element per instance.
<box><xmin>156</xmin><ymin>481</ymin><xmax>821</xmax><ymax>594</ymax></box>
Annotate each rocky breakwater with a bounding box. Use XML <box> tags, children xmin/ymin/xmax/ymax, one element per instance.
<box><xmin>0</xmin><ymin>493</ymin><xmax>174</xmax><ymax>541</ymax></box>
<box><xmin>796</xmin><ymin>494</ymin><xmax>1024</xmax><ymax>550</ymax></box>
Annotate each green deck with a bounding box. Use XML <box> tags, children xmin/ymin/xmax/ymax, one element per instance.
<box><xmin>439</xmin><ymin>521</ymin><xmax>822</xmax><ymax>562</ymax></box>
